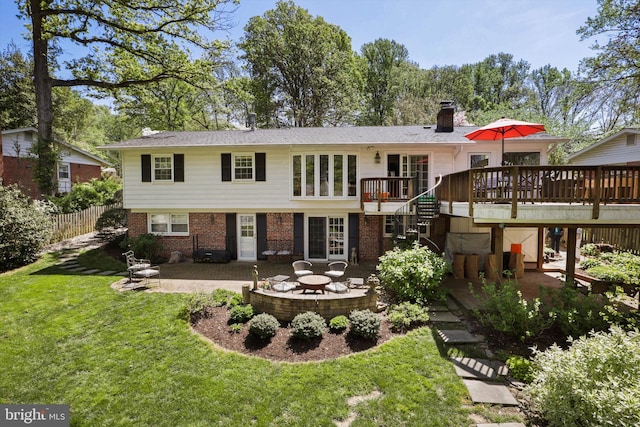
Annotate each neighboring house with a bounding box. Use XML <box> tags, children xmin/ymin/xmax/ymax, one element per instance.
<box><xmin>1</xmin><ymin>127</ymin><xmax>111</xmax><ymax>199</ymax></box>
<box><xmin>568</xmin><ymin>128</ymin><xmax>640</xmax><ymax>166</ymax></box>
<box><xmin>102</xmin><ymin>104</ymin><xmax>563</xmax><ymax>263</ymax></box>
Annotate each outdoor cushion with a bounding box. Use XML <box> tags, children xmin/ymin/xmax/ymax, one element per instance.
<box><xmin>326</xmin><ymin>282</ymin><xmax>349</xmax><ymax>293</ymax></box>
<box><xmin>273</xmin><ymin>282</ymin><xmax>297</xmax><ymax>292</ymax></box>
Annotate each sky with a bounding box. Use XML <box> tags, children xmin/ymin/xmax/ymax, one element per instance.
<box><xmin>0</xmin><ymin>0</ymin><xmax>601</xmax><ymax>74</ymax></box>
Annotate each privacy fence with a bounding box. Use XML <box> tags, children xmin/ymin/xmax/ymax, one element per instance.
<box><xmin>582</xmin><ymin>228</ymin><xmax>640</xmax><ymax>255</ymax></box>
<box><xmin>50</xmin><ymin>203</ymin><xmax>123</xmax><ymax>243</ymax></box>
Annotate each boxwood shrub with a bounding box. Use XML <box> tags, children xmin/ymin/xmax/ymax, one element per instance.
<box><xmin>248</xmin><ymin>313</ymin><xmax>280</xmax><ymax>339</ymax></box>
<box><xmin>290</xmin><ymin>311</ymin><xmax>326</xmax><ymax>340</ymax></box>
<box><xmin>349</xmin><ymin>309</ymin><xmax>381</xmax><ymax>340</ymax></box>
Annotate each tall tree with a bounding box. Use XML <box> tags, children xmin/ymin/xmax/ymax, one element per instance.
<box><xmin>17</xmin><ymin>0</ymin><xmax>235</xmax><ymax>196</ymax></box>
<box><xmin>359</xmin><ymin>38</ymin><xmax>410</xmax><ymax>125</ymax></box>
<box><xmin>578</xmin><ymin>0</ymin><xmax>640</xmax><ymax>127</ymax></box>
<box><xmin>0</xmin><ymin>42</ymin><xmax>36</xmax><ymax>129</ymax></box>
<box><xmin>240</xmin><ymin>0</ymin><xmax>361</xmax><ymax>127</ymax></box>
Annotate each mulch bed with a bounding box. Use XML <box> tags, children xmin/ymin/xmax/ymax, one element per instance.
<box><xmin>193</xmin><ymin>307</ymin><xmax>400</xmax><ymax>362</ymax></box>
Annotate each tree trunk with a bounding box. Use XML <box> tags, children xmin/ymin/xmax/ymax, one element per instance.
<box><xmin>31</xmin><ymin>0</ymin><xmax>56</xmax><ymax>196</ymax></box>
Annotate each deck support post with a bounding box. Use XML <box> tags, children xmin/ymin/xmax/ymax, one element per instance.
<box><xmin>565</xmin><ymin>227</ymin><xmax>577</xmax><ymax>287</ymax></box>
<box><xmin>492</xmin><ymin>225</ymin><xmax>504</xmax><ymax>282</ymax></box>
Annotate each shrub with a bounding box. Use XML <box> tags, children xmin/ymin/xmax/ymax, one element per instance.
<box><xmin>291</xmin><ymin>312</ymin><xmax>326</xmax><ymax>340</ymax></box>
<box><xmin>527</xmin><ymin>327</ymin><xmax>640</xmax><ymax>426</ymax></box>
<box><xmin>387</xmin><ymin>302</ymin><xmax>430</xmax><ymax>331</ymax></box>
<box><xmin>0</xmin><ymin>185</ymin><xmax>53</xmax><ymax>272</ymax></box>
<box><xmin>95</xmin><ymin>208</ymin><xmax>127</xmax><ymax>235</ymax></box>
<box><xmin>120</xmin><ymin>233</ymin><xmax>163</xmax><ymax>261</ymax></box>
<box><xmin>229</xmin><ymin>304</ymin><xmax>254</xmax><ymax>323</ymax></box>
<box><xmin>506</xmin><ymin>355</ymin><xmax>535</xmax><ymax>383</ymax></box>
<box><xmin>229</xmin><ymin>323</ymin><xmax>243</xmax><ymax>334</ymax></box>
<box><xmin>349</xmin><ymin>309</ymin><xmax>381</xmax><ymax>340</ymax></box>
<box><xmin>50</xmin><ymin>176</ymin><xmax>122</xmax><ymax>213</ymax></box>
<box><xmin>182</xmin><ymin>292</ymin><xmax>216</xmax><ymax>323</ymax></box>
<box><xmin>580</xmin><ymin>243</ymin><xmax>600</xmax><ymax>257</ymax></box>
<box><xmin>471</xmin><ymin>279</ymin><xmax>554</xmax><ymax>342</ymax></box>
<box><xmin>543</xmin><ymin>285</ymin><xmax>608</xmax><ymax>338</ymax></box>
<box><xmin>376</xmin><ymin>241</ymin><xmax>451</xmax><ymax>303</ymax></box>
<box><xmin>212</xmin><ymin>289</ymin><xmax>242</xmax><ymax>308</ymax></box>
<box><xmin>248</xmin><ymin>313</ymin><xmax>280</xmax><ymax>340</ymax></box>
<box><xmin>329</xmin><ymin>315</ymin><xmax>349</xmax><ymax>332</ymax></box>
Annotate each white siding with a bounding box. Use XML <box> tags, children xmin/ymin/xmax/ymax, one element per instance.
<box><xmin>570</xmin><ymin>134</ymin><xmax>640</xmax><ymax>166</ymax></box>
<box><xmin>2</xmin><ymin>131</ymin><xmax>36</xmax><ymax>158</ymax></box>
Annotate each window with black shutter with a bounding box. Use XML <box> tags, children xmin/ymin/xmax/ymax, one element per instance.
<box><xmin>141</xmin><ymin>155</ymin><xmax>151</xmax><ymax>182</ymax></box>
<box><xmin>174</xmin><ymin>154</ymin><xmax>184</xmax><ymax>182</ymax></box>
<box><xmin>221</xmin><ymin>153</ymin><xmax>232</xmax><ymax>182</ymax></box>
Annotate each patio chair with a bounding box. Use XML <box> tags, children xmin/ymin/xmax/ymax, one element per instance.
<box><xmin>133</xmin><ymin>265</ymin><xmax>160</xmax><ymax>288</ymax></box>
<box><xmin>123</xmin><ymin>250</ymin><xmax>151</xmax><ymax>283</ymax></box>
<box><xmin>292</xmin><ymin>260</ymin><xmax>313</xmax><ymax>278</ymax></box>
<box><xmin>324</xmin><ymin>261</ymin><xmax>348</xmax><ymax>282</ymax></box>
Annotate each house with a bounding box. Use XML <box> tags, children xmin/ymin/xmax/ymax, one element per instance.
<box><xmin>568</xmin><ymin>128</ymin><xmax>640</xmax><ymax>166</ymax></box>
<box><xmin>1</xmin><ymin>127</ymin><xmax>111</xmax><ymax>198</ymax></box>
<box><xmin>101</xmin><ymin>104</ymin><xmax>564</xmax><ymax>264</ymax></box>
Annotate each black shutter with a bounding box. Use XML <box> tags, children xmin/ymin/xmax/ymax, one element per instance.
<box><xmin>293</xmin><ymin>213</ymin><xmax>304</xmax><ymax>257</ymax></box>
<box><xmin>141</xmin><ymin>155</ymin><xmax>151</xmax><ymax>182</ymax></box>
<box><xmin>256</xmin><ymin>213</ymin><xmax>267</xmax><ymax>260</ymax></box>
<box><xmin>225</xmin><ymin>213</ymin><xmax>237</xmax><ymax>259</ymax></box>
<box><xmin>349</xmin><ymin>213</ymin><xmax>360</xmax><ymax>263</ymax></box>
<box><xmin>255</xmin><ymin>153</ymin><xmax>266</xmax><ymax>182</ymax></box>
<box><xmin>174</xmin><ymin>154</ymin><xmax>184</xmax><ymax>182</ymax></box>
<box><xmin>221</xmin><ymin>153</ymin><xmax>231</xmax><ymax>181</ymax></box>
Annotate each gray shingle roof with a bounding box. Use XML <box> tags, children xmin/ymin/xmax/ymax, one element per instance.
<box><xmin>99</xmin><ymin>125</ymin><xmax>559</xmax><ymax>150</ymax></box>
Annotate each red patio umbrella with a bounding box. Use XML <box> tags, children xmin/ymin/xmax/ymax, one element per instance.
<box><xmin>464</xmin><ymin>117</ymin><xmax>546</xmax><ymax>165</ymax></box>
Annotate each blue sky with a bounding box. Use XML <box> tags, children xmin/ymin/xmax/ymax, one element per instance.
<box><xmin>1</xmin><ymin>0</ymin><xmax>600</xmax><ymax>73</ymax></box>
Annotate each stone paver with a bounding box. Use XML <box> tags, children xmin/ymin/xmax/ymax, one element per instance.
<box><xmin>97</xmin><ymin>270</ymin><xmax>118</xmax><ymax>276</ymax></box>
<box><xmin>437</xmin><ymin>329</ymin><xmax>482</xmax><ymax>344</ymax></box>
<box><xmin>426</xmin><ymin>304</ymin><xmax>449</xmax><ymax>312</ymax></box>
<box><xmin>68</xmin><ymin>267</ymin><xmax>88</xmax><ymax>273</ymax></box>
<box><xmin>450</xmin><ymin>357</ymin><xmax>508</xmax><ymax>380</ymax></box>
<box><xmin>445</xmin><ymin>296</ymin><xmax>459</xmax><ymax>311</ymax></box>
<box><xmin>463</xmin><ymin>380</ymin><xmax>519</xmax><ymax>406</ymax></box>
<box><xmin>57</xmin><ymin>263</ymin><xmax>80</xmax><ymax>269</ymax></box>
<box><xmin>429</xmin><ymin>311</ymin><xmax>461</xmax><ymax>323</ymax></box>
<box><xmin>81</xmin><ymin>269</ymin><xmax>102</xmax><ymax>275</ymax></box>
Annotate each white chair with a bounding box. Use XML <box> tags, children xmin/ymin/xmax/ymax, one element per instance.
<box><xmin>324</xmin><ymin>261</ymin><xmax>348</xmax><ymax>282</ymax></box>
<box><xmin>292</xmin><ymin>260</ymin><xmax>313</xmax><ymax>278</ymax></box>
<box><xmin>123</xmin><ymin>250</ymin><xmax>151</xmax><ymax>283</ymax></box>
<box><xmin>133</xmin><ymin>265</ymin><xmax>160</xmax><ymax>288</ymax></box>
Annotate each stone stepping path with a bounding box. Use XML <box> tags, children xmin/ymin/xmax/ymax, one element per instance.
<box><xmin>54</xmin><ymin>253</ymin><xmax>125</xmax><ymax>278</ymax></box>
<box><xmin>437</xmin><ymin>329</ymin><xmax>482</xmax><ymax>344</ymax></box>
<box><xmin>450</xmin><ymin>357</ymin><xmax>507</xmax><ymax>380</ymax></box>
<box><xmin>463</xmin><ymin>380</ymin><xmax>519</xmax><ymax>406</ymax></box>
<box><xmin>429</xmin><ymin>311</ymin><xmax>461</xmax><ymax>323</ymax></box>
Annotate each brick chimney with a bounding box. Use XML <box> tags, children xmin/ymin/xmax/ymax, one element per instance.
<box><xmin>435</xmin><ymin>101</ymin><xmax>454</xmax><ymax>133</ymax></box>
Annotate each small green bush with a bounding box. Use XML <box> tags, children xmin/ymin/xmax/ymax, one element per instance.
<box><xmin>471</xmin><ymin>279</ymin><xmax>554</xmax><ymax>342</ymax></box>
<box><xmin>229</xmin><ymin>323</ymin><xmax>243</xmax><ymax>334</ymax></box>
<box><xmin>349</xmin><ymin>309</ymin><xmax>381</xmax><ymax>340</ymax></box>
<box><xmin>120</xmin><ymin>233</ymin><xmax>163</xmax><ymax>261</ymax></box>
<box><xmin>527</xmin><ymin>327</ymin><xmax>640</xmax><ymax>426</ymax></box>
<box><xmin>387</xmin><ymin>302</ymin><xmax>430</xmax><ymax>331</ymax></box>
<box><xmin>376</xmin><ymin>242</ymin><xmax>450</xmax><ymax>303</ymax></box>
<box><xmin>0</xmin><ymin>185</ymin><xmax>53</xmax><ymax>272</ymax></box>
<box><xmin>212</xmin><ymin>289</ymin><xmax>242</xmax><ymax>308</ymax></box>
<box><xmin>95</xmin><ymin>208</ymin><xmax>126</xmax><ymax>234</ymax></box>
<box><xmin>506</xmin><ymin>355</ymin><xmax>535</xmax><ymax>383</ymax></box>
<box><xmin>229</xmin><ymin>304</ymin><xmax>254</xmax><ymax>323</ymax></box>
<box><xmin>183</xmin><ymin>292</ymin><xmax>216</xmax><ymax>323</ymax></box>
<box><xmin>329</xmin><ymin>315</ymin><xmax>349</xmax><ymax>332</ymax></box>
<box><xmin>291</xmin><ymin>312</ymin><xmax>326</xmax><ymax>340</ymax></box>
<box><xmin>543</xmin><ymin>285</ymin><xmax>608</xmax><ymax>338</ymax></box>
<box><xmin>248</xmin><ymin>313</ymin><xmax>280</xmax><ymax>340</ymax></box>
<box><xmin>580</xmin><ymin>243</ymin><xmax>600</xmax><ymax>257</ymax></box>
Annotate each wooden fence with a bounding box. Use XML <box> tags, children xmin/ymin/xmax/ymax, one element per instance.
<box><xmin>582</xmin><ymin>228</ymin><xmax>640</xmax><ymax>254</ymax></box>
<box><xmin>50</xmin><ymin>203</ymin><xmax>123</xmax><ymax>243</ymax></box>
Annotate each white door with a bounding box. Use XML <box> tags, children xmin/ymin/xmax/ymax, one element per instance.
<box><xmin>238</xmin><ymin>214</ymin><xmax>256</xmax><ymax>260</ymax></box>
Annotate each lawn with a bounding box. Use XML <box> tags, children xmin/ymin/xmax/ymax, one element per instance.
<box><xmin>0</xmin><ymin>252</ymin><xmax>517</xmax><ymax>426</ymax></box>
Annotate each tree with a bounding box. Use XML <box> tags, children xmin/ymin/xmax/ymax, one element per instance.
<box><xmin>239</xmin><ymin>0</ymin><xmax>362</xmax><ymax>127</ymax></box>
<box><xmin>17</xmin><ymin>0</ymin><xmax>236</xmax><ymax>196</ymax></box>
<box><xmin>359</xmin><ymin>38</ymin><xmax>410</xmax><ymax>125</ymax></box>
<box><xmin>0</xmin><ymin>42</ymin><xmax>37</xmax><ymax>129</ymax></box>
<box><xmin>578</xmin><ymin>0</ymin><xmax>640</xmax><ymax>127</ymax></box>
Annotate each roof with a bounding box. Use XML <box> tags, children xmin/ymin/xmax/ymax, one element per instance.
<box><xmin>568</xmin><ymin>128</ymin><xmax>640</xmax><ymax>161</ymax></box>
<box><xmin>100</xmin><ymin>125</ymin><xmax>561</xmax><ymax>150</ymax></box>
<box><xmin>2</xmin><ymin>127</ymin><xmax>112</xmax><ymax>167</ymax></box>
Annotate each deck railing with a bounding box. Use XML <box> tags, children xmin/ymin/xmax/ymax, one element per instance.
<box><xmin>360</xmin><ymin>177</ymin><xmax>412</xmax><ymax>210</ymax></box>
<box><xmin>436</xmin><ymin>165</ymin><xmax>640</xmax><ymax>219</ymax></box>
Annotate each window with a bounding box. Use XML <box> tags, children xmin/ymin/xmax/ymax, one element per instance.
<box><xmin>627</xmin><ymin>134</ymin><xmax>637</xmax><ymax>146</ymax></box>
<box><xmin>154</xmin><ymin>156</ymin><xmax>172</xmax><ymax>181</ymax></box>
<box><xmin>503</xmin><ymin>152</ymin><xmax>540</xmax><ymax>165</ymax></box>
<box><xmin>234</xmin><ymin>154</ymin><xmax>254</xmax><ymax>180</ymax></box>
<box><xmin>292</xmin><ymin>153</ymin><xmax>357</xmax><ymax>198</ymax></box>
<box><xmin>150</xmin><ymin>213</ymin><xmax>189</xmax><ymax>235</ymax></box>
<box><xmin>58</xmin><ymin>163</ymin><xmax>70</xmax><ymax>180</ymax></box>
<box><xmin>470</xmin><ymin>154</ymin><xmax>489</xmax><ymax>168</ymax></box>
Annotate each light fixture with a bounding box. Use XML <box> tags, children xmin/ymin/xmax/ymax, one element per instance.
<box><xmin>374</xmin><ymin>151</ymin><xmax>381</xmax><ymax>164</ymax></box>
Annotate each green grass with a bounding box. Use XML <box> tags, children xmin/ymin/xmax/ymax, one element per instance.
<box><xmin>0</xmin><ymin>253</ymin><xmax>524</xmax><ymax>426</ymax></box>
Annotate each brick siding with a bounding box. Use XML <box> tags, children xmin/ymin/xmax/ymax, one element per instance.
<box><xmin>70</xmin><ymin>163</ymin><xmax>102</xmax><ymax>183</ymax></box>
